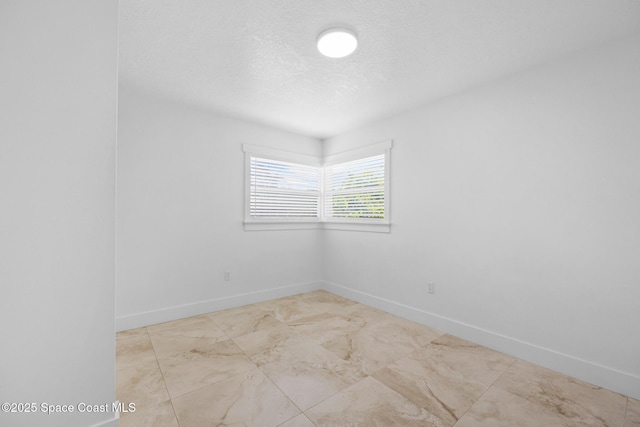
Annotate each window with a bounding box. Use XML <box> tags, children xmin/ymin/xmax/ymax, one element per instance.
<box><xmin>243</xmin><ymin>145</ymin><xmax>322</xmax><ymax>230</ymax></box>
<box><xmin>324</xmin><ymin>154</ymin><xmax>386</xmax><ymax>221</ymax></box>
<box><xmin>248</xmin><ymin>156</ymin><xmax>320</xmax><ymax>219</ymax></box>
<box><xmin>243</xmin><ymin>140</ymin><xmax>391</xmax><ymax>232</ymax></box>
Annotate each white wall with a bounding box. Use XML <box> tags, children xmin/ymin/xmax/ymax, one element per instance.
<box><xmin>323</xmin><ymin>34</ymin><xmax>640</xmax><ymax>398</ymax></box>
<box><xmin>0</xmin><ymin>2</ymin><xmax>118</xmax><ymax>427</ymax></box>
<box><xmin>116</xmin><ymin>85</ymin><xmax>323</xmax><ymax>329</ymax></box>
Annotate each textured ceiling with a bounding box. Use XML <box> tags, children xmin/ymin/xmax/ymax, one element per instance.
<box><xmin>119</xmin><ymin>0</ymin><xmax>640</xmax><ymax>139</ymax></box>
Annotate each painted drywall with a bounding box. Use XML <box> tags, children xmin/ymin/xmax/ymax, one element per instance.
<box><xmin>0</xmin><ymin>2</ymin><xmax>118</xmax><ymax>427</ymax></box>
<box><xmin>116</xmin><ymin>85</ymin><xmax>323</xmax><ymax>329</ymax></box>
<box><xmin>323</xmin><ymin>34</ymin><xmax>640</xmax><ymax>398</ymax></box>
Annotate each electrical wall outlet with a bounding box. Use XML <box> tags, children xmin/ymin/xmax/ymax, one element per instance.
<box><xmin>224</xmin><ymin>271</ymin><xmax>231</xmax><ymax>281</ymax></box>
<box><xmin>427</xmin><ymin>282</ymin><xmax>435</xmax><ymax>294</ymax></box>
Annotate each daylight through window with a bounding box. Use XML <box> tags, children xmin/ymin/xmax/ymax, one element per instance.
<box><xmin>243</xmin><ymin>141</ymin><xmax>391</xmax><ymax>231</ymax></box>
<box><xmin>324</xmin><ymin>154</ymin><xmax>386</xmax><ymax>220</ymax></box>
<box><xmin>249</xmin><ymin>156</ymin><xmax>321</xmax><ymax>219</ymax></box>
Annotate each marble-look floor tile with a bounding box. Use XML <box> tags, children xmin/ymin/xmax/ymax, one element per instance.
<box><xmin>455</xmin><ymin>386</ymin><xmax>576</xmax><ymax>427</ymax></box>
<box><xmin>209</xmin><ymin>309</ymin><xmax>284</xmax><ymax>338</ymax></box>
<box><xmin>172</xmin><ymin>368</ymin><xmax>300</xmax><ymax>427</ymax></box>
<box><xmin>116</xmin><ymin>327</ymin><xmax>148</xmax><ymax>340</ymax></box>
<box><xmin>116</xmin><ymin>334</ymin><xmax>157</xmax><ymax>370</ymax></box>
<box><xmin>116</xmin><ymin>359</ymin><xmax>170</xmax><ymax>406</ymax></box>
<box><xmin>158</xmin><ymin>338</ymin><xmax>256</xmax><ymax>398</ymax></box>
<box><xmin>306</xmin><ymin>376</ymin><xmax>442</xmax><ymax>426</ymax></box>
<box><xmin>119</xmin><ymin>399</ymin><xmax>178</xmax><ymax>427</ymax></box>
<box><xmin>373</xmin><ymin>334</ymin><xmax>515</xmax><ymax>425</ymax></box>
<box><xmin>114</xmin><ymin>291</ymin><xmax>636</xmax><ymax>427</ymax></box>
<box><xmin>147</xmin><ymin>314</ymin><xmax>212</xmax><ymax>332</ymax></box>
<box><xmin>494</xmin><ymin>360</ymin><xmax>626</xmax><ymax>426</ymax></box>
<box><xmin>293</xmin><ymin>290</ymin><xmax>359</xmax><ymax>311</ymax></box>
<box><xmin>321</xmin><ymin>314</ymin><xmax>443</xmax><ymax>375</ymax></box>
<box><xmin>253</xmin><ymin>296</ymin><xmax>327</xmax><ymax>324</ymax></box>
<box><xmin>261</xmin><ymin>342</ymin><xmax>366</xmax><ymax>410</ymax></box>
<box><xmin>232</xmin><ymin>323</ymin><xmax>300</xmax><ymax>366</ymax></box>
<box><xmin>279</xmin><ymin>413</ymin><xmax>316</xmax><ymax>427</ymax></box>
<box><xmin>287</xmin><ymin>302</ymin><xmax>393</xmax><ymax>342</ymax></box>
<box><xmin>147</xmin><ymin>315</ymin><xmax>228</xmax><ymax>359</ymax></box>
<box><xmin>625</xmin><ymin>398</ymin><xmax>640</xmax><ymax>427</ymax></box>
<box><xmin>335</xmin><ymin>302</ymin><xmax>395</xmax><ymax>326</ymax></box>
<box><xmin>288</xmin><ymin>313</ymin><xmax>363</xmax><ymax>346</ymax></box>
<box><xmin>380</xmin><ymin>315</ymin><xmax>444</xmax><ymax>346</ymax></box>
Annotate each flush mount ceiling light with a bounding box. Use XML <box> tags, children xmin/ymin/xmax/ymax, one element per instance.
<box><xmin>317</xmin><ymin>28</ymin><xmax>358</xmax><ymax>58</ymax></box>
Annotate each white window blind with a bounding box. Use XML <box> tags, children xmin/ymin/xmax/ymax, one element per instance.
<box><xmin>324</xmin><ymin>154</ymin><xmax>386</xmax><ymax>221</ymax></box>
<box><xmin>249</xmin><ymin>156</ymin><xmax>320</xmax><ymax>219</ymax></box>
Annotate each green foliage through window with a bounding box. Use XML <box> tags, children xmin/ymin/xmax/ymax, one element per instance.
<box><xmin>324</xmin><ymin>154</ymin><xmax>386</xmax><ymax>220</ymax></box>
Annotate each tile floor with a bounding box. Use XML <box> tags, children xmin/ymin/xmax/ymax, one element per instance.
<box><xmin>116</xmin><ymin>290</ymin><xmax>639</xmax><ymax>426</ymax></box>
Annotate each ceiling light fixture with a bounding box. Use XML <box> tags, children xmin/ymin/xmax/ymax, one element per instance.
<box><xmin>317</xmin><ymin>28</ymin><xmax>358</xmax><ymax>58</ymax></box>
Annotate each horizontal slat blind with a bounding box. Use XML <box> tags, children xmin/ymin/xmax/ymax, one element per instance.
<box><xmin>324</xmin><ymin>154</ymin><xmax>385</xmax><ymax>220</ymax></box>
<box><xmin>250</xmin><ymin>156</ymin><xmax>320</xmax><ymax>218</ymax></box>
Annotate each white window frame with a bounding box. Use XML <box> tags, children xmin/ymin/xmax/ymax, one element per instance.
<box><xmin>322</xmin><ymin>140</ymin><xmax>392</xmax><ymax>233</ymax></box>
<box><xmin>243</xmin><ymin>144</ymin><xmax>322</xmax><ymax>231</ymax></box>
<box><xmin>243</xmin><ymin>140</ymin><xmax>392</xmax><ymax>232</ymax></box>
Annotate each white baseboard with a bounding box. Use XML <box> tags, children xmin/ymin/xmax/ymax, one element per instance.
<box><xmin>322</xmin><ymin>281</ymin><xmax>640</xmax><ymax>400</ymax></box>
<box><xmin>116</xmin><ymin>281</ymin><xmax>323</xmax><ymax>332</ymax></box>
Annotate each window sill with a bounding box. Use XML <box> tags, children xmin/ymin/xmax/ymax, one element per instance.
<box><xmin>244</xmin><ymin>220</ymin><xmax>390</xmax><ymax>233</ymax></box>
<box><xmin>244</xmin><ymin>221</ymin><xmax>322</xmax><ymax>231</ymax></box>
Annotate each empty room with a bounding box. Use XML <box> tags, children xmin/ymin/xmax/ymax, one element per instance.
<box><xmin>2</xmin><ymin>1</ymin><xmax>639</xmax><ymax>426</ymax></box>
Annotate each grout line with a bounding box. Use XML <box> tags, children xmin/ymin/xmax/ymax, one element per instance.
<box><xmin>145</xmin><ymin>327</ymin><xmax>184</xmax><ymax>427</ymax></box>
<box><xmin>148</xmin><ymin>328</ymin><xmax>177</xmax><ymax>426</ymax></box>
<box><xmin>257</xmin><ymin>366</ymin><xmax>306</xmax><ymax>418</ymax></box>
<box><xmin>169</xmin><ymin>398</ymin><xmax>182</xmax><ymax>427</ymax></box>
<box><xmin>302</xmin><ymin>375</ymin><xmax>372</xmax><ymax>415</ymax></box>
<box><xmin>168</xmin><ymin>365</ymin><xmax>259</xmax><ymax>401</ymax></box>
<box><xmin>452</xmin><ymin>356</ymin><xmax>518</xmax><ymax>425</ymax></box>
<box><xmin>623</xmin><ymin>397</ymin><xmax>628</xmax><ymax>425</ymax></box>
<box><xmin>457</xmin><ymin>360</ymin><xmax>535</xmax><ymax>427</ymax></box>
<box><xmin>151</xmin><ymin>336</ymin><xmax>173</xmax><ymax>408</ymax></box>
